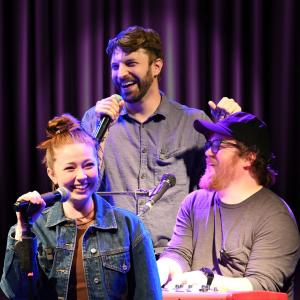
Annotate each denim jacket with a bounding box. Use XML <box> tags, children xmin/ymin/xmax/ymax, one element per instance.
<box><xmin>0</xmin><ymin>194</ymin><xmax>162</xmax><ymax>300</ymax></box>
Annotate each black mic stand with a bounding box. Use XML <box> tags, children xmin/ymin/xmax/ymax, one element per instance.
<box><xmin>14</xmin><ymin>210</ymin><xmax>37</xmax><ymax>300</ymax></box>
<box><xmin>96</xmin><ymin>189</ymin><xmax>151</xmax><ymax>215</ymax></box>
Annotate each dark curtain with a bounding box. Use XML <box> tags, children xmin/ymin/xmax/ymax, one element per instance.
<box><xmin>0</xmin><ymin>0</ymin><xmax>299</xmax><ymax>297</ymax></box>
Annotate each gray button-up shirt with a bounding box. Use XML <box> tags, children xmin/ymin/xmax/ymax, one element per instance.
<box><xmin>82</xmin><ymin>95</ymin><xmax>210</xmax><ymax>251</ymax></box>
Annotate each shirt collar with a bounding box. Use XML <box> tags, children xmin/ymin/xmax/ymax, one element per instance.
<box><xmin>44</xmin><ymin>202</ymin><xmax>68</xmax><ymax>227</ymax></box>
<box><xmin>120</xmin><ymin>92</ymin><xmax>170</xmax><ymax>119</ymax></box>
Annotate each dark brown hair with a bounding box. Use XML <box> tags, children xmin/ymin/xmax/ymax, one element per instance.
<box><xmin>106</xmin><ymin>25</ymin><xmax>164</xmax><ymax>63</ymax></box>
<box><xmin>237</xmin><ymin>142</ymin><xmax>277</xmax><ymax>187</ymax></box>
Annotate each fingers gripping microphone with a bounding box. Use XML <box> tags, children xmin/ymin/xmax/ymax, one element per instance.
<box><xmin>14</xmin><ymin>187</ymin><xmax>70</xmax><ymax>212</ymax></box>
<box><xmin>138</xmin><ymin>174</ymin><xmax>176</xmax><ymax>217</ymax></box>
<box><xmin>94</xmin><ymin>94</ymin><xmax>123</xmax><ymax>141</ymax></box>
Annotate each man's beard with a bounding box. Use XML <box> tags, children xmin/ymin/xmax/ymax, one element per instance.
<box><xmin>199</xmin><ymin>155</ymin><xmax>239</xmax><ymax>191</ymax></box>
<box><xmin>114</xmin><ymin>68</ymin><xmax>154</xmax><ymax>104</ymax></box>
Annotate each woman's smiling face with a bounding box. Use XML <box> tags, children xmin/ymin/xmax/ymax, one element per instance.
<box><xmin>47</xmin><ymin>143</ymin><xmax>99</xmax><ymax>203</ymax></box>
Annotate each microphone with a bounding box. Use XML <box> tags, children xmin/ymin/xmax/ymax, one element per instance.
<box><xmin>14</xmin><ymin>187</ymin><xmax>70</xmax><ymax>212</ymax></box>
<box><xmin>93</xmin><ymin>94</ymin><xmax>123</xmax><ymax>141</ymax></box>
<box><xmin>138</xmin><ymin>174</ymin><xmax>176</xmax><ymax>217</ymax></box>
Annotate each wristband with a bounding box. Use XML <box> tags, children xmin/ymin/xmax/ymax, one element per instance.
<box><xmin>200</xmin><ymin>267</ymin><xmax>214</xmax><ymax>287</ymax></box>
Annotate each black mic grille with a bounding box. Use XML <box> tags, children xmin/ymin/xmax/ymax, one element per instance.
<box><xmin>162</xmin><ymin>173</ymin><xmax>176</xmax><ymax>187</ymax></box>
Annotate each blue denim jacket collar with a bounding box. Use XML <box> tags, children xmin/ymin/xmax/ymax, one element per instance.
<box><xmin>44</xmin><ymin>193</ymin><xmax>118</xmax><ymax>230</ymax></box>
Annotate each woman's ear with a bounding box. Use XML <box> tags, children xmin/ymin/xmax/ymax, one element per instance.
<box><xmin>47</xmin><ymin>168</ymin><xmax>58</xmax><ymax>185</ymax></box>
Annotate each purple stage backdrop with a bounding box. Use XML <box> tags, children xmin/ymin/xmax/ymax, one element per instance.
<box><xmin>0</xmin><ymin>0</ymin><xmax>299</xmax><ymax>298</ymax></box>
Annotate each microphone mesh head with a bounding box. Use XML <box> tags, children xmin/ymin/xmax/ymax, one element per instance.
<box><xmin>57</xmin><ymin>187</ymin><xmax>71</xmax><ymax>202</ymax></box>
<box><xmin>162</xmin><ymin>173</ymin><xmax>176</xmax><ymax>187</ymax></box>
<box><xmin>112</xmin><ymin>94</ymin><xmax>123</xmax><ymax>103</ymax></box>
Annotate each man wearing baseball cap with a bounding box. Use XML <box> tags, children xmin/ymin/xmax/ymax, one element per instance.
<box><xmin>157</xmin><ymin>112</ymin><xmax>300</xmax><ymax>300</ymax></box>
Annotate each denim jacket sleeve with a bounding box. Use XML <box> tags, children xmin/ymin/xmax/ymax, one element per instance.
<box><xmin>0</xmin><ymin>226</ymin><xmax>39</xmax><ymax>299</ymax></box>
<box><xmin>131</xmin><ymin>229</ymin><xmax>162</xmax><ymax>300</ymax></box>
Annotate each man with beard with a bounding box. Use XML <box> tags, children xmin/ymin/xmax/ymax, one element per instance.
<box><xmin>81</xmin><ymin>26</ymin><xmax>241</xmax><ymax>256</ymax></box>
<box><xmin>157</xmin><ymin>112</ymin><xmax>300</xmax><ymax>300</ymax></box>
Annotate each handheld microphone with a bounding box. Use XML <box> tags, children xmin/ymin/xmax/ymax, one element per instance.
<box><xmin>138</xmin><ymin>174</ymin><xmax>176</xmax><ymax>217</ymax></box>
<box><xmin>93</xmin><ymin>94</ymin><xmax>123</xmax><ymax>141</ymax></box>
<box><xmin>14</xmin><ymin>187</ymin><xmax>70</xmax><ymax>212</ymax></box>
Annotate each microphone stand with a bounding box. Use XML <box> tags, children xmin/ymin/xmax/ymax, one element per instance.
<box><xmin>14</xmin><ymin>212</ymin><xmax>36</xmax><ymax>300</ymax></box>
<box><xmin>96</xmin><ymin>189</ymin><xmax>150</xmax><ymax>197</ymax></box>
<box><xmin>96</xmin><ymin>189</ymin><xmax>151</xmax><ymax>215</ymax></box>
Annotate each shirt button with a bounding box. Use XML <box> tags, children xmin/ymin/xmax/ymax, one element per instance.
<box><xmin>94</xmin><ymin>277</ymin><xmax>100</xmax><ymax>284</ymax></box>
<box><xmin>122</xmin><ymin>263</ymin><xmax>128</xmax><ymax>271</ymax></box>
<box><xmin>142</xmin><ymin>148</ymin><xmax>147</xmax><ymax>153</ymax></box>
<box><xmin>139</xmin><ymin>200</ymin><xmax>146</xmax><ymax>206</ymax></box>
<box><xmin>90</xmin><ymin>248</ymin><xmax>97</xmax><ymax>254</ymax></box>
<box><xmin>141</xmin><ymin>174</ymin><xmax>145</xmax><ymax>179</ymax></box>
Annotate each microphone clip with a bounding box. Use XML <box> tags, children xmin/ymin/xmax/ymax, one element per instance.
<box><xmin>219</xmin><ymin>248</ymin><xmax>230</xmax><ymax>265</ymax></box>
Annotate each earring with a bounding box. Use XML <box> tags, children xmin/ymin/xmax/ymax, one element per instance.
<box><xmin>52</xmin><ymin>182</ymin><xmax>59</xmax><ymax>191</ymax></box>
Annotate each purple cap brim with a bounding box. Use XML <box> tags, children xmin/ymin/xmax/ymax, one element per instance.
<box><xmin>193</xmin><ymin>119</ymin><xmax>233</xmax><ymax>138</ymax></box>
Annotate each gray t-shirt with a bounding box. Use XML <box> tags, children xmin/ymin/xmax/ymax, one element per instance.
<box><xmin>82</xmin><ymin>95</ymin><xmax>210</xmax><ymax>250</ymax></box>
<box><xmin>160</xmin><ymin>187</ymin><xmax>300</xmax><ymax>300</ymax></box>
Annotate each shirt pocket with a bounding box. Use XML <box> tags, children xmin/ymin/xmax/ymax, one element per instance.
<box><xmin>102</xmin><ymin>250</ymin><xmax>131</xmax><ymax>298</ymax></box>
<box><xmin>220</xmin><ymin>245</ymin><xmax>250</xmax><ymax>274</ymax></box>
<box><xmin>155</xmin><ymin>147</ymin><xmax>188</xmax><ymax>185</ymax></box>
<box><xmin>37</xmin><ymin>246</ymin><xmax>55</xmax><ymax>275</ymax></box>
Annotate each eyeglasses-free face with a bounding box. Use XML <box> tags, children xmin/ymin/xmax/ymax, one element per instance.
<box><xmin>204</xmin><ymin>139</ymin><xmax>240</xmax><ymax>155</ymax></box>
